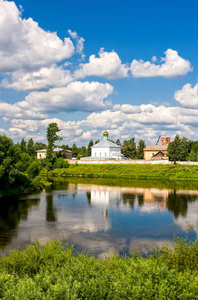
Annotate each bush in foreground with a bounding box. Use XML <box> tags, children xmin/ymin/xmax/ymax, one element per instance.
<box><xmin>1</xmin><ymin>239</ymin><xmax>198</xmax><ymax>299</ymax></box>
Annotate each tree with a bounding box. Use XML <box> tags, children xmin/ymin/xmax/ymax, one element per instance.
<box><xmin>20</xmin><ymin>138</ymin><xmax>27</xmax><ymax>153</ymax></box>
<box><xmin>122</xmin><ymin>138</ymin><xmax>136</xmax><ymax>159</ymax></box>
<box><xmin>27</xmin><ymin>138</ymin><xmax>35</xmax><ymax>156</ymax></box>
<box><xmin>116</xmin><ymin>139</ymin><xmax>121</xmax><ymax>146</ymax></box>
<box><xmin>136</xmin><ymin>139</ymin><xmax>145</xmax><ymax>159</ymax></box>
<box><xmin>72</xmin><ymin>143</ymin><xmax>79</xmax><ymax>157</ymax></box>
<box><xmin>46</xmin><ymin>123</ymin><xmax>62</xmax><ymax>170</ymax></box>
<box><xmin>86</xmin><ymin>140</ymin><xmax>93</xmax><ymax>156</ymax></box>
<box><xmin>167</xmin><ymin>135</ymin><xmax>189</xmax><ymax>161</ymax></box>
<box><xmin>34</xmin><ymin>142</ymin><xmax>47</xmax><ymax>151</ymax></box>
<box><xmin>188</xmin><ymin>149</ymin><xmax>197</xmax><ymax>162</ymax></box>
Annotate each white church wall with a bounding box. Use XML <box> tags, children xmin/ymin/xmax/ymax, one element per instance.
<box><xmin>91</xmin><ymin>147</ymin><xmax>110</xmax><ymax>157</ymax></box>
<box><xmin>109</xmin><ymin>148</ymin><xmax>121</xmax><ymax>156</ymax></box>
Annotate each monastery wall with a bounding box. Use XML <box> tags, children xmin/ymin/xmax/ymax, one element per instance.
<box><xmin>68</xmin><ymin>160</ymin><xmax>198</xmax><ymax>165</ymax></box>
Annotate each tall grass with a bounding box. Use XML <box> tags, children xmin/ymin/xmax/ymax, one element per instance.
<box><xmin>1</xmin><ymin>239</ymin><xmax>198</xmax><ymax>299</ymax></box>
<box><xmin>44</xmin><ymin>164</ymin><xmax>198</xmax><ymax>181</ymax></box>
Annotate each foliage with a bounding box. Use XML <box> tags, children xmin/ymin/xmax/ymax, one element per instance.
<box><xmin>27</xmin><ymin>138</ymin><xmax>35</xmax><ymax>156</ymax></box>
<box><xmin>0</xmin><ymin>135</ymin><xmax>45</xmax><ymax>194</ymax></box>
<box><xmin>34</xmin><ymin>142</ymin><xmax>47</xmax><ymax>151</ymax></box>
<box><xmin>46</xmin><ymin>123</ymin><xmax>62</xmax><ymax>170</ymax></box>
<box><xmin>116</xmin><ymin>139</ymin><xmax>121</xmax><ymax>146</ymax></box>
<box><xmin>85</xmin><ymin>140</ymin><xmax>93</xmax><ymax>156</ymax></box>
<box><xmin>136</xmin><ymin>139</ymin><xmax>145</xmax><ymax>159</ymax></box>
<box><xmin>1</xmin><ymin>239</ymin><xmax>198</xmax><ymax>299</ymax></box>
<box><xmin>122</xmin><ymin>138</ymin><xmax>136</xmax><ymax>159</ymax></box>
<box><xmin>167</xmin><ymin>135</ymin><xmax>197</xmax><ymax>162</ymax></box>
<box><xmin>49</xmin><ymin>163</ymin><xmax>198</xmax><ymax>181</ymax></box>
<box><xmin>20</xmin><ymin>138</ymin><xmax>27</xmax><ymax>153</ymax></box>
<box><xmin>53</xmin><ymin>157</ymin><xmax>69</xmax><ymax>169</ymax></box>
<box><xmin>72</xmin><ymin>143</ymin><xmax>79</xmax><ymax>157</ymax></box>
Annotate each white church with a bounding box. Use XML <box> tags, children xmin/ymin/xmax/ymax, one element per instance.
<box><xmin>81</xmin><ymin>130</ymin><xmax>124</xmax><ymax>160</ymax></box>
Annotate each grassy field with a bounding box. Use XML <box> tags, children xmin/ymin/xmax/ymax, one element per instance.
<box><xmin>1</xmin><ymin>239</ymin><xmax>198</xmax><ymax>299</ymax></box>
<box><xmin>43</xmin><ymin>163</ymin><xmax>198</xmax><ymax>181</ymax></box>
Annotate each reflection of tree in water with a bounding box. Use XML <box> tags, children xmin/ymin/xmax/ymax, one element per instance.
<box><xmin>86</xmin><ymin>192</ymin><xmax>91</xmax><ymax>205</ymax></box>
<box><xmin>122</xmin><ymin>193</ymin><xmax>136</xmax><ymax>209</ymax></box>
<box><xmin>167</xmin><ymin>191</ymin><xmax>197</xmax><ymax>219</ymax></box>
<box><xmin>0</xmin><ymin>197</ymin><xmax>40</xmax><ymax>248</ymax></box>
<box><xmin>46</xmin><ymin>195</ymin><xmax>57</xmax><ymax>222</ymax></box>
<box><xmin>52</xmin><ymin>180</ymin><xmax>69</xmax><ymax>191</ymax></box>
<box><xmin>137</xmin><ymin>194</ymin><xmax>144</xmax><ymax>207</ymax></box>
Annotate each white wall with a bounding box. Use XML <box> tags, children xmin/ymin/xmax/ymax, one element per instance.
<box><xmin>37</xmin><ymin>152</ymin><xmax>46</xmax><ymax>159</ymax></box>
<box><xmin>110</xmin><ymin>148</ymin><xmax>121</xmax><ymax>156</ymax></box>
<box><xmin>91</xmin><ymin>147</ymin><xmax>110</xmax><ymax>157</ymax></box>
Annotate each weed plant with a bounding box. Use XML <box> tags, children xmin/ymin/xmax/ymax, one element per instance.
<box><xmin>1</xmin><ymin>238</ymin><xmax>198</xmax><ymax>299</ymax></box>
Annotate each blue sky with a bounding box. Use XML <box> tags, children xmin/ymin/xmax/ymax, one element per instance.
<box><xmin>0</xmin><ymin>0</ymin><xmax>198</xmax><ymax>145</ymax></box>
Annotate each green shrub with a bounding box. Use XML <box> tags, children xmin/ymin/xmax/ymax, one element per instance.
<box><xmin>1</xmin><ymin>239</ymin><xmax>198</xmax><ymax>299</ymax></box>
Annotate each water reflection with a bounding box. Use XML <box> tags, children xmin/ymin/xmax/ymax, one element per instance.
<box><xmin>0</xmin><ymin>180</ymin><xmax>198</xmax><ymax>257</ymax></box>
<box><xmin>0</xmin><ymin>197</ymin><xmax>40</xmax><ymax>249</ymax></box>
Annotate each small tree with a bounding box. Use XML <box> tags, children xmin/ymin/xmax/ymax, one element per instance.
<box><xmin>72</xmin><ymin>143</ymin><xmax>79</xmax><ymax>157</ymax></box>
<box><xmin>20</xmin><ymin>138</ymin><xmax>27</xmax><ymax>153</ymax></box>
<box><xmin>86</xmin><ymin>140</ymin><xmax>93</xmax><ymax>156</ymax></box>
<box><xmin>46</xmin><ymin>123</ymin><xmax>62</xmax><ymax>170</ymax></box>
<box><xmin>136</xmin><ymin>139</ymin><xmax>145</xmax><ymax>159</ymax></box>
<box><xmin>27</xmin><ymin>138</ymin><xmax>35</xmax><ymax>156</ymax></box>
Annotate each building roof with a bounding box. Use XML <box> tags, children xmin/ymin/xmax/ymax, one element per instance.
<box><xmin>36</xmin><ymin>148</ymin><xmax>72</xmax><ymax>153</ymax></box>
<box><xmin>144</xmin><ymin>145</ymin><xmax>168</xmax><ymax>151</ymax></box>
<box><xmin>91</xmin><ymin>140</ymin><xmax>120</xmax><ymax>149</ymax></box>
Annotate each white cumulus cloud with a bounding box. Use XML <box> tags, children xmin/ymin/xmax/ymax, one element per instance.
<box><xmin>0</xmin><ymin>81</ymin><xmax>114</xmax><ymax>119</ymax></box>
<box><xmin>130</xmin><ymin>49</ymin><xmax>192</xmax><ymax>78</ymax></box>
<box><xmin>1</xmin><ymin>65</ymin><xmax>73</xmax><ymax>91</ymax></box>
<box><xmin>0</xmin><ymin>0</ymin><xmax>75</xmax><ymax>72</ymax></box>
<box><xmin>74</xmin><ymin>48</ymin><xmax>129</xmax><ymax>80</ymax></box>
<box><xmin>174</xmin><ymin>83</ymin><xmax>198</xmax><ymax>108</ymax></box>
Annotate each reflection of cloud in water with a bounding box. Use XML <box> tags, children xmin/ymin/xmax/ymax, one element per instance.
<box><xmin>1</xmin><ymin>182</ymin><xmax>198</xmax><ymax>256</ymax></box>
<box><xmin>175</xmin><ymin>201</ymin><xmax>198</xmax><ymax>234</ymax></box>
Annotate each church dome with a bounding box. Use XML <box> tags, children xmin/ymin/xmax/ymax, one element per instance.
<box><xmin>103</xmin><ymin>130</ymin><xmax>109</xmax><ymax>136</ymax></box>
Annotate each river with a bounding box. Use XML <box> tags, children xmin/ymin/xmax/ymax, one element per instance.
<box><xmin>0</xmin><ymin>178</ymin><xmax>198</xmax><ymax>257</ymax></box>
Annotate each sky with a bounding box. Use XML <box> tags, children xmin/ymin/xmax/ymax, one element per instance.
<box><xmin>0</xmin><ymin>0</ymin><xmax>198</xmax><ymax>146</ymax></box>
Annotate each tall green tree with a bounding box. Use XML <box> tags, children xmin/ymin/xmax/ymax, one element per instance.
<box><xmin>136</xmin><ymin>139</ymin><xmax>145</xmax><ymax>159</ymax></box>
<box><xmin>167</xmin><ymin>135</ymin><xmax>189</xmax><ymax>161</ymax></box>
<box><xmin>86</xmin><ymin>140</ymin><xmax>93</xmax><ymax>156</ymax></box>
<box><xmin>72</xmin><ymin>143</ymin><xmax>79</xmax><ymax>157</ymax></box>
<box><xmin>20</xmin><ymin>138</ymin><xmax>27</xmax><ymax>153</ymax></box>
<box><xmin>122</xmin><ymin>138</ymin><xmax>136</xmax><ymax>159</ymax></box>
<box><xmin>27</xmin><ymin>138</ymin><xmax>35</xmax><ymax>156</ymax></box>
<box><xmin>46</xmin><ymin>123</ymin><xmax>62</xmax><ymax>170</ymax></box>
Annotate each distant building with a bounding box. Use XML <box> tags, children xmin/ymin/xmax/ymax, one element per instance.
<box><xmin>144</xmin><ymin>137</ymin><xmax>170</xmax><ymax>160</ymax></box>
<box><xmin>81</xmin><ymin>130</ymin><xmax>124</xmax><ymax>160</ymax></box>
<box><xmin>36</xmin><ymin>148</ymin><xmax>72</xmax><ymax>160</ymax></box>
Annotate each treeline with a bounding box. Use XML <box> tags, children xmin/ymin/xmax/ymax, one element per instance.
<box><xmin>167</xmin><ymin>135</ymin><xmax>198</xmax><ymax>162</ymax></box>
<box><xmin>0</xmin><ymin>135</ymin><xmax>43</xmax><ymax>194</ymax></box>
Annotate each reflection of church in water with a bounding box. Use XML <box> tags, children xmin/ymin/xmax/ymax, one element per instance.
<box><xmin>76</xmin><ymin>184</ymin><xmax>169</xmax><ymax>212</ymax></box>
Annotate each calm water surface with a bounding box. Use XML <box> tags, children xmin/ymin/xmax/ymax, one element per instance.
<box><xmin>1</xmin><ymin>178</ymin><xmax>198</xmax><ymax>257</ymax></box>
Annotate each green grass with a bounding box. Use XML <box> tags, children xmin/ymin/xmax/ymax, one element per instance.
<box><xmin>42</xmin><ymin>163</ymin><xmax>198</xmax><ymax>181</ymax></box>
<box><xmin>1</xmin><ymin>239</ymin><xmax>198</xmax><ymax>299</ymax></box>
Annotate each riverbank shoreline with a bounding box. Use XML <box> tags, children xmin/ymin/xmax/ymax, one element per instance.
<box><xmin>41</xmin><ymin>163</ymin><xmax>198</xmax><ymax>181</ymax></box>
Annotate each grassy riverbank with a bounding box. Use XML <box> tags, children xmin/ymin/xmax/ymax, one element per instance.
<box><xmin>1</xmin><ymin>239</ymin><xmax>198</xmax><ymax>299</ymax></box>
<box><xmin>43</xmin><ymin>163</ymin><xmax>198</xmax><ymax>181</ymax></box>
